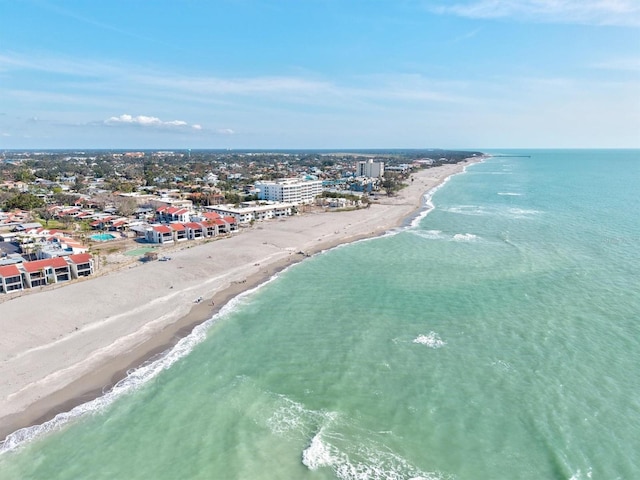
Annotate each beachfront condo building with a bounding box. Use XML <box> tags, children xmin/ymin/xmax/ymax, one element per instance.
<box><xmin>255</xmin><ymin>178</ymin><xmax>323</xmax><ymax>205</ymax></box>
<box><xmin>357</xmin><ymin>159</ymin><xmax>385</xmax><ymax>178</ymax></box>
<box><xmin>205</xmin><ymin>202</ymin><xmax>293</xmax><ymax>225</ymax></box>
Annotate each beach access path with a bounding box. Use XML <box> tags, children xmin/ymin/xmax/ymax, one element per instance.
<box><xmin>0</xmin><ymin>159</ymin><xmax>479</xmax><ymax>440</ymax></box>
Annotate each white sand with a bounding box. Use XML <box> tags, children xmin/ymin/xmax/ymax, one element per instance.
<box><xmin>0</xmin><ymin>159</ymin><xmax>479</xmax><ymax>439</ymax></box>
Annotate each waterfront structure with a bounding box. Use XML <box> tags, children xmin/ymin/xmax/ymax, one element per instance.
<box><xmin>0</xmin><ymin>264</ymin><xmax>24</xmax><ymax>294</ymax></box>
<box><xmin>0</xmin><ymin>254</ymin><xmax>95</xmax><ymax>293</ymax></box>
<box><xmin>204</xmin><ymin>202</ymin><xmax>293</xmax><ymax>225</ymax></box>
<box><xmin>144</xmin><ymin>216</ymin><xmax>237</xmax><ymax>244</ymax></box>
<box><xmin>255</xmin><ymin>178</ymin><xmax>323</xmax><ymax>205</ymax></box>
<box><xmin>357</xmin><ymin>159</ymin><xmax>384</xmax><ymax>178</ymax></box>
<box><xmin>145</xmin><ymin>225</ymin><xmax>174</xmax><ymax>244</ymax></box>
<box><xmin>21</xmin><ymin>257</ymin><xmax>71</xmax><ymax>287</ymax></box>
<box><xmin>67</xmin><ymin>253</ymin><xmax>94</xmax><ymax>277</ymax></box>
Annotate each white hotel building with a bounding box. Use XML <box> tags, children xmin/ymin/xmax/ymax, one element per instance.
<box><xmin>255</xmin><ymin>178</ymin><xmax>323</xmax><ymax>205</ymax></box>
<box><xmin>357</xmin><ymin>159</ymin><xmax>385</xmax><ymax>178</ymax></box>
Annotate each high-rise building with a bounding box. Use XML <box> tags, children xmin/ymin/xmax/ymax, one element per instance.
<box><xmin>357</xmin><ymin>159</ymin><xmax>384</xmax><ymax>178</ymax></box>
<box><xmin>255</xmin><ymin>178</ymin><xmax>323</xmax><ymax>204</ymax></box>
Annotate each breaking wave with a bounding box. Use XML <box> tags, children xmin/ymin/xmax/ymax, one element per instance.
<box><xmin>452</xmin><ymin>233</ymin><xmax>478</xmax><ymax>242</ymax></box>
<box><xmin>301</xmin><ymin>429</ymin><xmax>451</xmax><ymax>480</ymax></box>
<box><xmin>443</xmin><ymin>205</ymin><xmax>540</xmax><ymax>219</ymax></box>
<box><xmin>413</xmin><ymin>332</ymin><xmax>446</xmax><ymax>348</ymax></box>
<box><xmin>265</xmin><ymin>394</ymin><xmax>450</xmax><ymax>480</ymax></box>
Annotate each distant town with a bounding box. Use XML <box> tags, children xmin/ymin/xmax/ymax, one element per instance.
<box><xmin>0</xmin><ymin>149</ymin><xmax>481</xmax><ymax>295</ymax></box>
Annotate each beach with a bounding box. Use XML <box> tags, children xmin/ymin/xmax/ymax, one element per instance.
<box><xmin>0</xmin><ymin>159</ymin><xmax>478</xmax><ymax>441</ymax></box>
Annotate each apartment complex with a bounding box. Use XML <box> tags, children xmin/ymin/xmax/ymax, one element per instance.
<box><xmin>0</xmin><ymin>253</ymin><xmax>94</xmax><ymax>294</ymax></box>
<box><xmin>205</xmin><ymin>202</ymin><xmax>293</xmax><ymax>225</ymax></box>
<box><xmin>255</xmin><ymin>178</ymin><xmax>323</xmax><ymax>205</ymax></box>
<box><xmin>357</xmin><ymin>159</ymin><xmax>385</xmax><ymax>178</ymax></box>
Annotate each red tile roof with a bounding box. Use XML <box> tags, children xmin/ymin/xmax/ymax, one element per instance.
<box><xmin>153</xmin><ymin>225</ymin><xmax>172</xmax><ymax>234</ymax></box>
<box><xmin>0</xmin><ymin>264</ymin><xmax>21</xmax><ymax>278</ymax></box>
<box><xmin>68</xmin><ymin>253</ymin><xmax>92</xmax><ymax>264</ymax></box>
<box><xmin>169</xmin><ymin>223</ymin><xmax>186</xmax><ymax>231</ymax></box>
<box><xmin>22</xmin><ymin>257</ymin><xmax>69</xmax><ymax>273</ymax></box>
<box><xmin>183</xmin><ymin>222</ymin><xmax>204</xmax><ymax>229</ymax></box>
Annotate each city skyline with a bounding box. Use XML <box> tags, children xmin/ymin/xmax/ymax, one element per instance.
<box><xmin>1</xmin><ymin>0</ymin><xmax>639</xmax><ymax>149</ymax></box>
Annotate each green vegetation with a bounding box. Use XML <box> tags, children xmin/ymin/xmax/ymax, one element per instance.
<box><xmin>4</xmin><ymin>192</ymin><xmax>44</xmax><ymax>210</ymax></box>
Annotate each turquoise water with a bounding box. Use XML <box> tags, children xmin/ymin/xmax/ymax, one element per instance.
<box><xmin>89</xmin><ymin>233</ymin><xmax>116</xmax><ymax>242</ymax></box>
<box><xmin>1</xmin><ymin>150</ymin><xmax>639</xmax><ymax>479</ymax></box>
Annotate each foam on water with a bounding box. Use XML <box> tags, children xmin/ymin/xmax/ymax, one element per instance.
<box><xmin>413</xmin><ymin>332</ymin><xmax>446</xmax><ymax>348</ymax></box>
<box><xmin>301</xmin><ymin>429</ymin><xmax>335</xmax><ymax>470</ymax></box>
<box><xmin>497</xmin><ymin>192</ymin><xmax>522</xmax><ymax>196</ymax></box>
<box><xmin>444</xmin><ymin>205</ymin><xmax>540</xmax><ymax>219</ymax></box>
<box><xmin>452</xmin><ymin>233</ymin><xmax>478</xmax><ymax>242</ymax></box>
<box><xmin>264</xmin><ymin>393</ymin><xmax>450</xmax><ymax>480</ymax></box>
<box><xmin>301</xmin><ymin>431</ymin><xmax>450</xmax><ymax>480</ymax></box>
<box><xmin>266</xmin><ymin>394</ymin><xmax>337</xmax><ymax>437</ymax></box>
<box><xmin>410</xmin><ymin>230</ymin><xmax>483</xmax><ymax>244</ymax></box>
<box><xmin>568</xmin><ymin>467</ymin><xmax>593</xmax><ymax>480</ymax></box>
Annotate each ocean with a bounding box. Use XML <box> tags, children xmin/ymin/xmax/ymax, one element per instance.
<box><xmin>1</xmin><ymin>149</ymin><xmax>639</xmax><ymax>479</ymax></box>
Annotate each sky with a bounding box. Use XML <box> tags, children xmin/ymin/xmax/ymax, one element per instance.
<box><xmin>1</xmin><ymin>0</ymin><xmax>639</xmax><ymax>150</ymax></box>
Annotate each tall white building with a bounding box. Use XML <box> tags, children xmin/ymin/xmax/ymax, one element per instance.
<box><xmin>255</xmin><ymin>178</ymin><xmax>323</xmax><ymax>204</ymax></box>
<box><xmin>357</xmin><ymin>159</ymin><xmax>385</xmax><ymax>178</ymax></box>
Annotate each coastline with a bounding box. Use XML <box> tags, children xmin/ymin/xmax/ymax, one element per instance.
<box><xmin>0</xmin><ymin>158</ymin><xmax>481</xmax><ymax>445</ymax></box>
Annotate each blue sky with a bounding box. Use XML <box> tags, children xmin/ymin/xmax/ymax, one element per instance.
<box><xmin>1</xmin><ymin>0</ymin><xmax>639</xmax><ymax>149</ymax></box>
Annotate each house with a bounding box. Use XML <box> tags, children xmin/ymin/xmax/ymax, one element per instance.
<box><xmin>213</xmin><ymin>217</ymin><xmax>238</xmax><ymax>234</ymax></box>
<box><xmin>184</xmin><ymin>222</ymin><xmax>206</xmax><ymax>240</ymax></box>
<box><xmin>200</xmin><ymin>220</ymin><xmax>219</xmax><ymax>237</ymax></box>
<box><xmin>145</xmin><ymin>225</ymin><xmax>174</xmax><ymax>244</ymax></box>
<box><xmin>20</xmin><ymin>257</ymin><xmax>71</xmax><ymax>287</ymax></box>
<box><xmin>66</xmin><ymin>253</ymin><xmax>94</xmax><ymax>278</ymax></box>
<box><xmin>0</xmin><ymin>264</ymin><xmax>24</xmax><ymax>294</ymax></box>
<box><xmin>156</xmin><ymin>206</ymin><xmax>191</xmax><ymax>223</ymax></box>
<box><xmin>169</xmin><ymin>223</ymin><xmax>188</xmax><ymax>242</ymax></box>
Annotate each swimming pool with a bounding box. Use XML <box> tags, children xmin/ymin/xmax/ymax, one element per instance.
<box><xmin>90</xmin><ymin>233</ymin><xmax>117</xmax><ymax>241</ymax></box>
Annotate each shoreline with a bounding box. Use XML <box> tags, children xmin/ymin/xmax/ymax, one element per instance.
<box><xmin>0</xmin><ymin>158</ymin><xmax>482</xmax><ymax>445</ymax></box>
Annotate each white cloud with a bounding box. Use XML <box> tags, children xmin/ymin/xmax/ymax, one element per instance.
<box><xmin>431</xmin><ymin>0</ymin><xmax>640</xmax><ymax>26</ymax></box>
<box><xmin>592</xmin><ymin>57</ymin><xmax>640</xmax><ymax>71</ymax></box>
<box><xmin>104</xmin><ymin>114</ymin><xmax>202</xmax><ymax>130</ymax></box>
<box><xmin>215</xmin><ymin>128</ymin><xmax>235</xmax><ymax>135</ymax></box>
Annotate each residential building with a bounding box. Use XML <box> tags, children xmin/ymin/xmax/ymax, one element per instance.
<box><xmin>21</xmin><ymin>257</ymin><xmax>71</xmax><ymax>287</ymax></box>
<box><xmin>0</xmin><ymin>264</ymin><xmax>24</xmax><ymax>294</ymax></box>
<box><xmin>169</xmin><ymin>223</ymin><xmax>188</xmax><ymax>242</ymax></box>
<box><xmin>145</xmin><ymin>225</ymin><xmax>174</xmax><ymax>244</ymax></box>
<box><xmin>255</xmin><ymin>178</ymin><xmax>323</xmax><ymax>204</ymax></box>
<box><xmin>67</xmin><ymin>253</ymin><xmax>94</xmax><ymax>278</ymax></box>
<box><xmin>357</xmin><ymin>159</ymin><xmax>385</xmax><ymax>178</ymax></box>
<box><xmin>156</xmin><ymin>206</ymin><xmax>192</xmax><ymax>223</ymax></box>
<box><xmin>204</xmin><ymin>202</ymin><xmax>293</xmax><ymax>225</ymax></box>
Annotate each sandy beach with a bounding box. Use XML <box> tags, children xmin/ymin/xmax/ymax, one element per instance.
<box><xmin>0</xmin><ymin>159</ymin><xmax>479</xmax><ymax>441</ymax></box>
